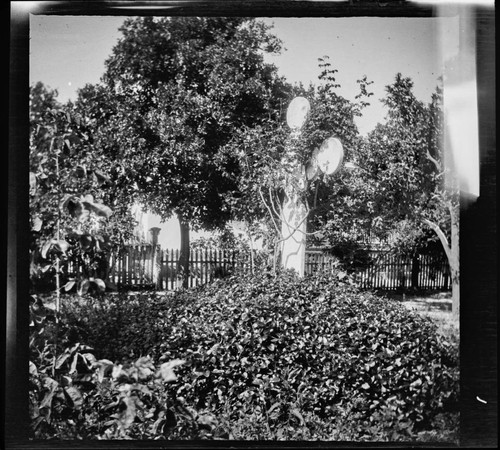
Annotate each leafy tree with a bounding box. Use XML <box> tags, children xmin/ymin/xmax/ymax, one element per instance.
<box><xmin>29</xmin><ymin>82</ymin><xmax>136</xmax><ymax>299</ymax></box>
<box><xmin>229</xmin><ymin>57</ymin><xmax>372</xmax><ymax>271</ymax></box>
<box><xmin>366</xmin><ymin>75</ymin><xmax>458</xmax><ymax>315</ymax></box>
<box><xmin>321</xmin><ymin>74</ymin><xmax>458</xmax><ymax>315</ymax></box>
<box><xmin>90</xmin><ymin>16</ymin><xmax>291</xmax><ymax>287</ymax></box>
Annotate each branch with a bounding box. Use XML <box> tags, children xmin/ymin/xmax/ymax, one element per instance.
<box><xmin>313</xmin><ymin>181</ymin><xmax>319</xmax><ymax>210</ymax></box>
<box><xmin>423</xmin><ymin>218</ymin><xmax>451</xmax><ymax>263</ymax></box>
<box><xmin>278</xmin><ymin>183</ymin><xmax>326</xmax><ymax>242</ymax></box>
<box><xmin>267</xmin><ymin>186</ymin><xmax>282</xmax><ymax>220</ymax></box>
<box><xmin>258</xmin><ymin>186</ymin><xmax>281</xmax><ymax>234</ymax></box>
<box><xmin>425</xmin><ymin>148</ymin><xmax>442</xmax><ymax>172</ymax></box>
<box><xmin>275</xmin><ymin>210</ymin><xmax>310</xmax><ymax>246</ymax></box>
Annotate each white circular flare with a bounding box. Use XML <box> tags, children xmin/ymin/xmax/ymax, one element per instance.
<box><xmin>317</xmin><ymin>137</ymin><xmax>344</xmax><ymax>175</ymax></box>
<box><xmin>286</xmin><ymin>97</ymin><xmax>310</xmax><ymax>130</ymax></box>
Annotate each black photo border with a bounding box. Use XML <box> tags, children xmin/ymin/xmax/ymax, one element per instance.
<box><xmin>6</xmin><ymin>1</ymin><xmax>496</xmax><ymax>448</ymax></box>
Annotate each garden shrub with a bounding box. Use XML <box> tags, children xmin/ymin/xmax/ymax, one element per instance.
<box><xmin>45</xmin><ymin>270</ymin><xmax>459</xmax><ymax>441</ymax></box>
<box><xmin>29</xmin><ymin>295</ymin><xmax>210</xmax><ymax>440</ymax></box>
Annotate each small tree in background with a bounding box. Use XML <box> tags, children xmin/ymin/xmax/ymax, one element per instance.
<box><xmin>320</xmin><ymin>74</ymin><xmax>457</xmax><ymax>314</ymax></box>
<box><xmin>366</xmin><ymin>75</ymin><xmax>457</xmax><ymax>315</ymax></box>
<box><xmin>29</xmin><ymin>82</ymin><xmax>136</xmax><ymax>299</ymax></box>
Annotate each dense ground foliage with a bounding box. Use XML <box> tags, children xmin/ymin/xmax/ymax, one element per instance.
<box><xmin>30</xmin><ymin>271</ymin><xmax>459</xmax><ymax>441</ymax></box>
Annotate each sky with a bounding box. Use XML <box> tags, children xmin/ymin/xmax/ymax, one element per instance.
<box><xmin>29</xmin><ymin>13</ymin><xmax>458</xmax><ymax>248</ymax></box>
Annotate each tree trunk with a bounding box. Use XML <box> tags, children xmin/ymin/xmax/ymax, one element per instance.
<box><xmin>177</xmin><ymin>214</ymin><xmax>190</xmax><ymax>289</ymax></box>
<box><xmin>423</xmin><ymin>204</ymin><xmax>460</xmax><ymax>318</ymax></box>
<box><xmin>245</xmin><ymin>222</ymin><xmax>255</xmax><ymax>275</ymax></box>
<box><xmin>449</xmin><ymin>203</ymin><xmax>460</xmax><ymax>319</ymax></box>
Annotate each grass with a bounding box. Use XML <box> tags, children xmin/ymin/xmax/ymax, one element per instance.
<box><xmin>396</xmin><ymin>292</ymin><xmax>458</xmax><ymax>340</ymax></box>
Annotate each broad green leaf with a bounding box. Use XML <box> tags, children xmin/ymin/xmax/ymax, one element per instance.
<box><xmin>63</xmin><ymin>280</ymin><xmax>76</xmax><ymax>292</ymax></box>
<box><xmin>64</xmin><ymin>386</ymin><xmax>83</xmax><ymax>409</ymax></box>
<box><xmin>95</xmin><ymin>359</ymin><xmax>114</xmax><ymax>382</ymax></box>
<box><xmin>40</xmin><ymin>263</ymin><xmax>52</xmax><ymax>273</ymax></box>
<box><xmin>29</xmin><ymin>172</ymin><xmax>37</xmax><ymax>195</ymax></box>
<box><xmin>82</xmin><ymin>352</ymin><xmax>97</xmax><ymax>368</ymax></box>
<box><xmin>39</xmin><ymin>376</ymin><xmax>59</xmax><ymax>408</ymax></box>
<box><xmin>55</xmin><ymin>352</ymin><xmax>70</xmax><ymax>369</ymax></box>
<box><xmin>79</xmin><ymin>234</ymin><xmax>93</xmax><ymax>250</ymax></box>
<box><xmin>78</xmin><ymin>279</ymin><xmax>90</xmax><ymax>295</ymax></box>
<box><xmin>93</xmin><ymin>278</ymin><xmax>106</xmax><ymax>293</ymax></box>
<box><xmin>69</xmin><ymin>353</ymin><xmax>79</xmax><ymax>374</ymax></box>
<box><xmin>116</xmin><ymin>396</ymin><xmax>136</xmax><ymax>430</ymax></box>
<box><xmin>105</xmin><ymin>280</ymin><xmax>118</xmax><ymax>291</ymax></box>
<box><xmin>159</xmin><ymin>359</ymin><xmax>185</xmax><ymax>383</ymax></box>
<box><xmin>290</xmin><ymin>408</ymin><xmax>305</xmax><ymax>425</ymax></box>
<box><xmin>74</xmin><ymin>165</ymin><xmax>87</xmax><ymax>178</ymax></box>
<box><xmin>267</xmin><ymin>402</ymin><xmax>280</xmax><ymax>415</ymax></box>
<box><xmin>82</xmin><ymin>199</ymin><xmax>113</xmax><ymax>219</ymax></box>
<box><xmin>41</xmin><ymin>240</ymin><xmax>52</xmax><ymax>259</ymax></box>
<box><xmin>94</xmin><ymin>169</ymin><xmax>111</xmax><ymax>185</ymax></box>
<box><xmin>31</xmin><ymin>216</ymin><xmax>43</xmax><ymax>232</ymax></box>
<box><xmin>29</xmin><ymin>361</ymin><xmax>38</xmax><ymax>376</ymax></box>
<box><xmin>61</xmin><ymin>195</ymin><xmax>85</xmax><ymax>219</ymax></box>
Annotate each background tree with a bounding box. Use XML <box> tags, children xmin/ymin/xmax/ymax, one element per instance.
<box><xmin>316</xmin><ymin>74</ymin><xmax>457</xmax><ymax>315</ymax></box>
<box><xmin>90</xmin><ymin>16</ymin><xmax>291</xmax><ymax>287</ymax></box>
<box><xmin>364</xmin><ymin>75</ymin><xmax>457</xmax><ymax>315</ymax></box>
<box><xmin>29</xmin><ymin>82</ymin><xmax>136</xmax><ymax>298</ymax></box>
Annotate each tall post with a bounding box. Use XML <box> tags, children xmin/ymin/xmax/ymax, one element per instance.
<box><xmin>280</xmin><ymin>97</ymin><xmax>310</xmax><ymax>276</ymax></box>
<box><xmin>149</xmin><ymin>227</ymin><xmax>161</xmax><ymax>289</ymax></box>
<box><xmin>280</xmin><ymin>164</ymin><xmax>308</xmax><ymax>276</ymax></box>
<box><xmin>280</xmin><ymin>98</ymin><xmax>344</xmax><ymax>277</ymax></box>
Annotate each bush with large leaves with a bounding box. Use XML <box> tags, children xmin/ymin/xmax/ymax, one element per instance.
<box><xmin>58</xmin><ymin>271</ymin><xmax>459</xmax><ymax>441</ymax></box>
<box><xmin>29</xmin><ymin>295</ymin><xmax>199</xmax><ymax>440</ymax></box>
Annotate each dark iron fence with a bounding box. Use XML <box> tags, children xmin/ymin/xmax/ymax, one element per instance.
<box><xmin>107</xmin><ymin>245</ymin><xmax>450</xmax><ymax>291</ymax></box>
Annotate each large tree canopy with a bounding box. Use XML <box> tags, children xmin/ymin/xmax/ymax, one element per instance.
<box><xmin>76</xmin><ymin>17</ymin><xmax>292</xmax><ymax>285</ymax></box>
<box><xmin>95</xmin><ymin>16</ymin><xmax>290</xmax><ymax>227</ymax></box>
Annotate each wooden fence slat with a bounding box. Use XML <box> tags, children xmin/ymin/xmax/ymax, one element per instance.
<box><xmin>423</xmin><ymin>255</ymin><xmax>428</xmax><ymax>288</ymax></box>
<box><xmin>117</xmin><ymin>250</ymin><xmax>122</xmax><ymax>286</ymax></box>
<box><xmin>194</xmin><ymin>248</ymin><xmax>199</xmax><ymax>287</ymax></box>
<box><xmin>167</xmin><ymin>248</ymin><xmax>171</xmax><ymax>290</ymax></box>
<box><xmin>200</xmin><ymin>248</ymin><xmax>204</xmax><ymax>285</ymax></box>
<box><xmin>189</xmin><ymin>249</ymin><xmax>193</xmax><ymax>288</ymax></box>
<box><xmin>165</xmin><ymin>249</ymin><xmax>169</xmax><ymax>290</ymax></box>
<box><xmin>167</xmin><ymin>249</ymin><xmax>170</xmax><ymax>289</ymax></box>
<box><xmin>125</xmin><ymin>248</ymin><xmax>130</xmax><ymax>286</ymax></box>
